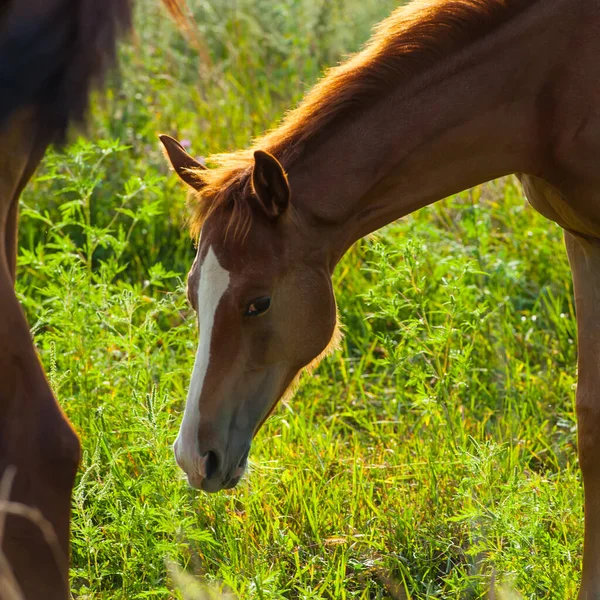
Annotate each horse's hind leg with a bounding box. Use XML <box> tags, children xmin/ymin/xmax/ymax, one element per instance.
<box><xmin>565</xmin><ymin>230</ymin><xmax>600</xmax><ymax>598</ymax></box>
<box><xmin>0</xmin><ymin>110</ymin><xmax>80</xmax><ymax>599</ymax></box>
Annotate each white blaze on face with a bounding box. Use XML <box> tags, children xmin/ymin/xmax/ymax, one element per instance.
<box><xmin>174</xmin><ymin>246</ymin><xmax>230</xmax><ymax>481</ymax></box>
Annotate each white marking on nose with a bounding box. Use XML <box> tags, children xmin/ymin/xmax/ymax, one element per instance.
<box><xmin>174</xmin><ymin>246</ymin><xmax>230</xmax><ymax>483</ymax></box>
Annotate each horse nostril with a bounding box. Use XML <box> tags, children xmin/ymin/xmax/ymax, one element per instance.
<box><xmin>204</xmin><ymin>450</ymin><xmax>220</xmax><ymax>480</ymax></box>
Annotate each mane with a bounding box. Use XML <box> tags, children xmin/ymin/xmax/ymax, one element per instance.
<box><xmin>0</xmin><ymin>0</ymin><xmax>133</xmax><ymax>143</ymax></box>
<box><xmin>0</xmin><ymin>0</ymin><xmax>191</xmax><ymax>144</ymax></box>
<box><xmin>188</xmin><ymin>0</ymin><xmax>533</xmax><ymax>238</ymax></box>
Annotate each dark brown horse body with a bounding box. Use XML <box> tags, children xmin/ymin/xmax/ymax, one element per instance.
<box><xmin>0</xmin><ymin>1</ymin><xmax>186</xmax><ymax>597</ymax></box>
<box><xmin>0</xmin><ymin>2</ymin><xmax>132</xmax><ymax>596</ymax></box>
<box><xmin>162</xmin><ymin>0</ymin><xmax>600</xmax><ymax>595</ymax></box>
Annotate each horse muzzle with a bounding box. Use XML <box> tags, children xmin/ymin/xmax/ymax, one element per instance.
<box><xmin>174</xmin><ymin>437</ymin><xmax>250</xmax><ymax>493</ymax></box>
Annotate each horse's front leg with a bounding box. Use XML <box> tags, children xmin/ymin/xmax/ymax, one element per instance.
<box><xmin>565</xmin><ymin>231</ymin><xmax>600</xmax><ymax>598</ymax></box>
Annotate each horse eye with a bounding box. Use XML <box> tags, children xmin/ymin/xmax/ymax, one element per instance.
<box><xmin>244</xmin><ymin>297</ymin><xmax>271</xmax><ymax>317</ymax></box>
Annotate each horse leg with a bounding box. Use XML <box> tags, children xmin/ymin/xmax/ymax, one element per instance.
<box><xmin>0</xmin><ymin>110</ymin><xmax>80</xmax><ymax>599</ymax></box>
<box><xmin>565</xmin><ymin>231</ymin><xmax>600</xmax><ymax>599</ymax></box>
<box><xmin>0</xmin><ymin>276</ymin><xmax>80</xmax><ymax>600</ymax></box>
<box><xmin>4</xmin><ymin>140</ymin><xmax>47</xmax><ymax>283</ymax></box>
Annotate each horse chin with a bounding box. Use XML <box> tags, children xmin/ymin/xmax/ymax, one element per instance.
<box><xmin>200</xmin><ymin>478</ymin><xmax>225</xmax><ymax>493</ymax></box>
<box><xmin>223</xmin><ymin>458</ymin><xmax>248</xmax><ymax>490</ymax></box>
<box><xmin>223</xmin><ymin>475</ymin><xmax>242</xmax><ymax>490</ymax></box>
<box><xmin>197</xmin><ymin>458</ymin><xmax>248</xmax><ymax>493</ymax></box>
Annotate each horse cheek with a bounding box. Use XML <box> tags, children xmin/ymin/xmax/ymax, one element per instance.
<box><xmin>287</xmin><ymin>270</ymin><xmax>337</xmax><ymax>368</ymax></box>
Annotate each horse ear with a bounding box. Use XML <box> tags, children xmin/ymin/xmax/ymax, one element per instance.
<box><xmin>159</xmin><ymin>134</ymin><xmax>206</xmax><ymax>190</ymax></box>
<box><xmin>252</xmin><ymin>150</ymin><xmax>290</xmax><ymax>219</ymax></box>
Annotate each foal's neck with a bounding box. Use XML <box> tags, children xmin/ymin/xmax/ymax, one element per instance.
<box><xmin>285</xmin><ymin>0</ymin><xmax>574</xmax><ymax>269</ymax></box>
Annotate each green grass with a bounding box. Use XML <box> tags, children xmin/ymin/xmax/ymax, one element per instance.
<box><xmin>16</xmin><ymin>1</ymin><xmax>581</xmax><ymax>597</ymax></box>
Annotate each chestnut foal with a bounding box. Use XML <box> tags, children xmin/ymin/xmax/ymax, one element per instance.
<box><xmin>0</xmin><ymin>1</ymin><xmax>188</xmax><ymax>597</ymax></box>
<box><xmin>162</xmin><ymin>0</ymin><xmax>600</xmax><ymax>595</ymax></box>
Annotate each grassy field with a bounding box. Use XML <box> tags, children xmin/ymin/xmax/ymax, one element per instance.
<box><xmin>16</xmin><ymin>0</ymin><xmax>582</xmax><ymax>597</ymax></box>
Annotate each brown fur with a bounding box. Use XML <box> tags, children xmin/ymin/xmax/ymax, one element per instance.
<box><xmin>0</xmin><ymin>1</ymin><xmax>194</xmax><ymax>597</ymax></box>
<box><xmin>187</xmin><ymin>0</ymin><xmax>533</xmax><ymax>238</ymax></box>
